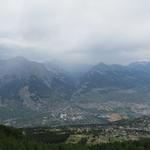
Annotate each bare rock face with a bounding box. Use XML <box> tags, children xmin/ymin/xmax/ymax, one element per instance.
<box><xmin>19</xmin><ymin>86</ymin><xmax>36</xmax><ymax>110</ymax></box>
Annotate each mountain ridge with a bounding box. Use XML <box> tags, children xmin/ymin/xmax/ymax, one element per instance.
<box><xmin>1</xmin><ymin>57</ymin><xmax>150</xmax><ymax>126</ymax></box>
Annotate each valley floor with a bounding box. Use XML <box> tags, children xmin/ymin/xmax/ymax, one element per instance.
<box><xmin>1</xmin><ymin>101</ymin><xmax>150</xmax><ymax>127</ymax></box>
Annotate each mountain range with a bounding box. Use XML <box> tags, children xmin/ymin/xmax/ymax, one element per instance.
<box><xmin>1</xmin><ymin>57</ymin><xmax>150</xmax><ymax>126</ymax></box>
<box><xmin>72</xmin><ymin>62</ymin><xmax>150</xmax><ymax>102</ymax></box>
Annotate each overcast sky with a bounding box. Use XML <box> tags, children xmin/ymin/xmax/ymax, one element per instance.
<box><xmin>0</xmin><ymin>0</ymin><xmax>150</xmax><ymax>67</ymax></box>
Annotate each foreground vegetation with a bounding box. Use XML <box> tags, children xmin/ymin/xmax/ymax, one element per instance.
<box><xmin>0</xmin><ymin>125</ymin><xmax>150</xmax><ymax>150</ymax></box>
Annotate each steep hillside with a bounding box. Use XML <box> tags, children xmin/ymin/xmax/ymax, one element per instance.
<box><xmin>0</xmin><ymin>57</ymin><xmax>75</xmax><ymax>110</ymax></box>
<box><xmin>72</xmin><ymin>62</ymin><xmax>150</xmax><ymax>102</ymax></box>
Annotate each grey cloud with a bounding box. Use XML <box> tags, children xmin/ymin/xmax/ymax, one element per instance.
<box><xmin>0</xmin><ymin>0</ymin><xmax>150</xmax><ymax>68</ymax></box>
